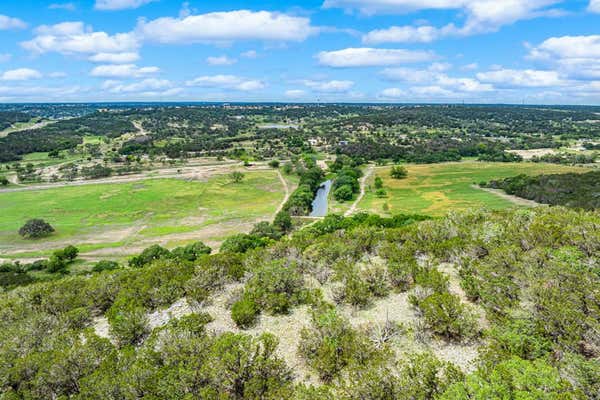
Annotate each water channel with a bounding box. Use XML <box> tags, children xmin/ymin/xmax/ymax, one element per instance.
<box><xmin>309</xmin><ymin>180</ymin><xmax>332</xmax><ymax>217</ymax></box>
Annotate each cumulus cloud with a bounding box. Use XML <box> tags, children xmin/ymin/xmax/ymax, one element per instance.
<box><xmin>381</xmin><ymin>64</ymin><xmax>493</xmax><ymax>96</ymax></box>
<box><xmin>528</xmin><ymin>35</ymin><xmax>600</xmax><ymax>79</ymax></box>
<box><xmin>317</xmin><ymin>48</ymin><xmax>435</xmax><ymax>67</ymax></box>
<box><xmin>351</xmin><ymin>0</ymin><xmax>564</xmax><ymax>43</ymax></box>
<box><xmin>90</xmin><ymin>64</ymin><xmax>159</xmax><ymax>78</ymax></box>
<box><xmin>589</xmin><ymin>0</ymin><xmax>600</xmax><ymax>13</ymax></box>
<box><xmin>21</xmin><ymin>21</ymin><xmax>139</xmax><ymax>56</ymax></box>
<box><xmin>95</xmin><ymin>0</ymin><xmax>156</xmax><ymax>10</ymax></box>
<box><xmin>137</xmin><ymin>10</ymin><xmax>315</xmax><ymax>44</ymax></box>
<box><xmin>0</xmin><ymin>68</ymin><xmax>43</xmax><ymax>81</ymax></box>
<box><xmin>0</xmin><ymin>15</ymin><xmax>27</xmax><ymax>30</ymax></box>
<box><xmin>207</xmin><ymin>56</ymin><xmax>237</xmax><ymax>66</ymax></box>
<box><xmin>89</xmin><ymin>52</ymin><xmax>140</xmax><ymax>63</ymax></box>
<box><xmin>476</xmin><ymin>68</ymin><xmax>566</xmax><ymax>87</ymax></box>
<box><xmin>186</xmin><ymin>75</ymin><xmax>265</xmax><ymax>91</ymax></box>
<box><xmin>302</xmin><ymin>79</ymin><xmax>355</xmax><ymax>92</ymax></box>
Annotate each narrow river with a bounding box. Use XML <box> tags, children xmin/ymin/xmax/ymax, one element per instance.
<box><xmin>309</xmin><ymin>180</ymin><xmax>332</xmax><ymax>217</ymax></box>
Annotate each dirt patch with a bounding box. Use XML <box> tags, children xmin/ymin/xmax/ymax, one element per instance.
<box><xmin>507</xmin><ymin>148</ymin><xmax>556</xmax><ymax>160</ymax></box>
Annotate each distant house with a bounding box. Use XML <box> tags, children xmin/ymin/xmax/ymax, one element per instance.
<box><xmin>338</xmin><ymin>140</ymin><xmax>349</xmax><ymax>146</ymax></box>
<box><xmin>308</xmin><ymin>138</ymin><xmax>320</xmax><ymax>146</ymax></box>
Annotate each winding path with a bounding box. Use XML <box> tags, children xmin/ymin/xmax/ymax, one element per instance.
<box><xmin>274</xmin><ymin>170</ymin><xmax>291</xmax><ymax>216</ymax></box>
<box><xmin>345</xmin><ymin>164</ymin><xmax>374</xmax><ymax>217</ymax></box>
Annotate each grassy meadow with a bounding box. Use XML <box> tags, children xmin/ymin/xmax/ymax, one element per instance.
<box><xmin>358</xmin><ymin>161</ymin><xmax>590</xmax><ymax>216</ymax></box>
<box><xmin>0</xmin><ymin>170</ymin><xmax>284</xmax><ymax>259</ymax></box>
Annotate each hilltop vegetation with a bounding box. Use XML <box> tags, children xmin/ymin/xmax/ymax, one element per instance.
<box><xmin>484</xmin><ymin>170</ymin><xmax>600</xmax><ymax>210</ymax></box>
<box><xmin>1</xmin><ymin>207</ymin><xmax>598</xmax><ymax>398</ymax></box>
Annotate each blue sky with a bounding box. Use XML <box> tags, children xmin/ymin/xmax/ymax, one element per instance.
<box><xmin>0</xmin><ymin>0</ymin><xmax>599</xmax><ymax>103</ymax></box>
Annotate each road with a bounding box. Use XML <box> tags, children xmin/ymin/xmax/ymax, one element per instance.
<box><xmin>345</xmin><ymin>164</ymin><xmax>374</xmax><ymax>217</ymax></box>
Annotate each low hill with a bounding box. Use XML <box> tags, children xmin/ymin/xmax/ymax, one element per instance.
<box><xmin>0</xmin><ymin>208</ymin><xmax>598</xmax><ymax>399</ymax></box>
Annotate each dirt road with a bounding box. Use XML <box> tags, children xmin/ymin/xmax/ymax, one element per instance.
<box><xmin>345</xmin><ymin>164</ymin><xmax>373</xmax><ymax>217</ymax></box>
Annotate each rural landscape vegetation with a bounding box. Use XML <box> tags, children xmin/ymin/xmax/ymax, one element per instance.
<box><xmin>1</xmin><ymin>1</ymin><xmax>600</xmax><ymax>399</ymax></box>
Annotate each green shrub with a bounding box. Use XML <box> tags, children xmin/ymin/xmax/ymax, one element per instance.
<box><xmin>129</xmin><ymin>244</ymin><xmax>172</xmax><ymax>268</ymax></box>
<box><xmin>413</xmin><ymin>291</ymin><xmax>478</xmax><ymax>340</ymax></box>
<box><xmin>106</xmin><ymin>300</ymin><xmax>149</xmax><ymax>346</ymax></box>
<box><xmin>171</xmin><ymin>241</ymin><xmax>211</xmax><ymax>262</ymax></box>
<box><xmin>374</xmin><ymin>176</ymin><xmax>383</xmax><ymax>189</ymax></box>
<box><xmin>440</xmin><ymin>357</ymin><xmax>580</xmax><ymax>399</ymax></box>
<box><xmin>334</xmin><ymin>185</ymin><xmax>354</xmax><ymax>202</ymax></box>
<box><xmin>220</xmin><ymin>233</ymin><xmax>270</xmax><ymax>253</ymax></box>
<box><xmin>231</xmin><ymin>297</ymin><xmax>259</xmax><ymax>328</ymax></box>
<box><xmin>390</xmin><ymin>165</ymin><xmax>408</xmax><ymax>179</ymax></box>
<box><xmin>375</xmin><ymin>189</ymin><xmax>387</xmax><ymax>198</ymax></box>
<box><xmin>92</xmin><ymin>260</ymin><xmax>119</xmax><ymax>273</ymax></box>
<box><xmin>298</xmin><ymin>307</ymin><xmax>377</xmax><ymax>382</ymax></box>
<box><xmin>18</xmin><ymin>218</ymin><xmax>55</xmax><ymax>239</ymax></box>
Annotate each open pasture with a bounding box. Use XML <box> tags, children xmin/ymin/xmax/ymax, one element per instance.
<box><xmin>358</xmin><ymin>161</ymin><xmax>590</xmax><ymax>216</ymax></box>
<box><xmin>0</xmin><ymin>170</ymin><xmax>284</xmax><ymax>259</ymax></box>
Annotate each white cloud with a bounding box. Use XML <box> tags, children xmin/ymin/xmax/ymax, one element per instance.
<box><xmin>381</xmin><ymin>65</ymin><xmax>493</xmax><ymax>93</ymax></box>
<box><xmin>90</xmin><ymin>64</ymin><xmax>159</xmax><ymax>78</ymax></box>
<box><xmin>89</xmin><ymin>52</ymin><xmax>140</xmax><ymax>63</ymax></box>
<box><xmin>137</xmin><ymin>10</ymin><xmax>315</xmax><ymax>44</ymax></box>
<box><xmin>528</xmin><ymin>35</ymin><xmax>600</xmax><ymax>79</ymax></box>
<box><xmin>379</xmin><ymin>88</ymin><xmax>406</xmax><ymax>98</ymax></box>
<box><xmin>363</xmin><ymin>25</ymin><xmax>446</xmax><ymax>44</ymax></box>
<box><xmin>0</xmin><ymin>54</ymin><xmax>12</xmax><ymax>63</ymax></box>
<box><xmin>589</xmin><ymin>0</ymin><xmax>600</xmax><ymax>13</ymax></box>
<box><xmin>0</xmin><ymin>15</ymin><xmax>27</xmax><ymax>30</ymax></box>
<box><xmin>241</xmin><ymin>50</ymin><xmax>258</xmax><ymax>59</ymax></box>
<box><xmin>285</xmin><ymin>89</ymin><xmax>306</xmax><ymax>98</ymax></box>
<box><xmin>349</xmin><ymin>0</ymin><xmax>564</xmax><ymax>43</ymax></box>
<box><xmin>207</xmin><ymin>56</ymin><xmax>237</xmax><ymax>66</ymax></box>
<box><xmin>95</xmin><ymin>0</ymin><xmax>155</xmax><ymax>10</ymax></box>
<box><xmin>49</xmin><ymin>3</ymin><xmax>76</xmax><ymax>11</ymax></box>
<box><xmin>102</xmin><ymin>78</ymin><xmax>172</xmax><ymax>93</ymax></box>
<box><xmin>462</xmin><ymin>63</ymin><xmax>479</xmax><ymax>70</ymax></box>
<box><xmin>477</xmin><ymin>68</ymin><xmax>566</xmax><ymax>87</ymax></box>
<box><xmin>303</xmin><ymin>79</ymin><xmax>355</xmax><ymax>92</ymax></box>
<box><xmin>186</xmin><ymin>75</ymin><xmax>265</xmax><ymax>91</ymax></box>
<box><xmin>317</xmin><ymin>48</ymin><xmax>435</xmax><ymax>67</ymax></box>
<box><xmin>22</xmin><ymin>22</ymin><xmax>139</xmax><ymax>56</ymax></box>
<box><xmin>0</xmin><ymin>68</ymin><xmax>43</xmax><ymax>81</ymax></box>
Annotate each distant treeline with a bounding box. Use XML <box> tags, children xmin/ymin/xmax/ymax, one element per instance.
<box><xmin>0</xmin><ymin>112</ymin><xmax>134</xmax><ymax>162</ymax></box>
<box><xmin>483</xmin><ymin>170</ymin><xmax>600</xmax><ymax>210</ymax></box>
<box><xmin>0</xmin><ymin>111</ymin><xmax>30</xmax><ymax>131</ymax></box>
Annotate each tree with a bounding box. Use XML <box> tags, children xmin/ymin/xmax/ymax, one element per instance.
<box><xmin>390</xmin><ymin>165</ymin><xmax>408</xmax><ymax>179</ymax></box>
<box><xmin>0</xmin><ymin>175</ymin><xmax>8</xmax><ymax>186</ymax></box>
<box><xmin>334</xmin><ymin>185</ymin><xmax>354</xmax><ymax>202</ymax></box>
<box><xmin>18</xmin><ymin>219</ymin><xmax>55</xmax><ymax>239</ymax></box>
<box><xmin>62</xmin><ymin>245</ymin><xmax>79</xmax><ymax>261</ymax></box>
<box><xmin>374</xmin><ymin>176</ymin><xmax>383</xmax><ymax>189</ymax></box>
<box><xmin>274</xmin><ymin>211</ymin><xmax>293</xmax><ymax>233</ymax></box>
<box><xmin>230</xmin><ymin>171</ymin><xmax>245</xmax><ymax>183</ymax></box>
<box><xmin>269</xmin><ymin>160</ymin><xmax>280</xmax><ymax>168</ymax></box>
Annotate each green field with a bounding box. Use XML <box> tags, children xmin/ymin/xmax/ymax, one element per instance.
<box><xmin>0</xmin><ymin>170</ymin><xmax>283</xmax><ymax>258</ymax></box>
<box><xmin>358</xmin><ymin>161</ymin><xmax>590</xmax><ymax>216</ymax></box>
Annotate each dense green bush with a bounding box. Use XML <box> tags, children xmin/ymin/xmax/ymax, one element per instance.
<box><xmin>299</xmin><ymin>307</ymin><xmax>378</xmax><ymax>381</ymax></box>
<box><xmin>411</xmin><ymin>291</ymin><xmax>478</xmax><ymax>340</ymax></box>
<box><xmin>171</xmin><ymin>241</ymin><xmax>212</xmax><ymax>262</ymax></box>
<box><xmin>231</xmin><ymin>297</ymin><xmax>260</xmax><ymax>328</ymax></box>
<box><xmin>92</xmin><ymin>260</ymin><xmax>119</xmax><ymax>272</ymax></box>
<box><xmin>129</xmin><ymin>244</ymin><xmax>172</xmax><ymax>267</ymax></box>
<box><xmin>18</xmin><ymin>218</ymin><xmax>55</xmax><ymax>239</ymax></box>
